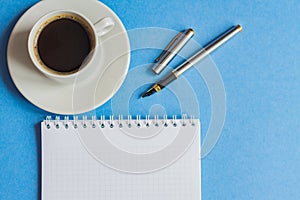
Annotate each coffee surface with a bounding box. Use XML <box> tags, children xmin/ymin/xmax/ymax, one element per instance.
<box><xmin>37</xmin><ymin>18</ymin><xmax>91</xmax><ymax>73</ymax></box>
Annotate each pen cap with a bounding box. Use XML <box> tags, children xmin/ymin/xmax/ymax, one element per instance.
<box><xmin>152</xmin><ymin>28</ymin><xmax>194</xmax><ymax>74</ymax></box>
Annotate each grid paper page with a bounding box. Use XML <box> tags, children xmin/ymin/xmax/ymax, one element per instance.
<box><xmin>41</xmin><ymin>119</ymin><xmax>201</xmax><ymax>200</ymax></box>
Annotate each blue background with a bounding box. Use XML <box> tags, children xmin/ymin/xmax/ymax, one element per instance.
<box><xmin>1</xmin><ymin>0</ymin><xmax>300</xmax><ymax>199</ymax></box>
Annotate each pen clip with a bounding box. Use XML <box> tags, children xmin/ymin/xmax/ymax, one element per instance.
<box><xmin>155</xmin><ymin>31</ymin><xmax>183</xmax><ymax>63</ymax></box>
<box><xmin>152</xmin><ymin>28</ymin><xmax>194</xmax><ymax>74</ymax></box>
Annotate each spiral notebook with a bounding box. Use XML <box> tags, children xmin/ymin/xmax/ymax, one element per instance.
<box><xmin>41</xmin><ymin>116</ymin><xmax>201</xmax><ymax>200</ymax></box>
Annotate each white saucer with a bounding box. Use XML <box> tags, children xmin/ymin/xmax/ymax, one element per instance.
<box><xmin>7</xmin><ymin>0</ymin><xmax>130</xmax><ymax>114</ymax></box>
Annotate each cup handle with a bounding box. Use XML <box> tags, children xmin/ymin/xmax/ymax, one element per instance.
<box><xmin>94</xmin><ymin>17</ymin><xmax>114</xmax><ymax>37</ymax></box>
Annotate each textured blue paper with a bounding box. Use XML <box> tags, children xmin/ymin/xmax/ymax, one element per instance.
<box><xmin>1</xmin><ymin>0</ymin><xmax>300</xmax><ymax>199</ymax></box>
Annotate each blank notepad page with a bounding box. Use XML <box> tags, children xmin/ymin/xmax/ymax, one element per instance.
<box><xmin>41</xmin><ymin>117</ymin><xmax>201</xmax><ymax>200</ymax></box>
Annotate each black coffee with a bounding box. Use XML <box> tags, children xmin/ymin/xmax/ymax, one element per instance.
<box><xmin>37</xmin><ymin>18</ymin><xmax>92</xmax><ymax>73</ymax></box>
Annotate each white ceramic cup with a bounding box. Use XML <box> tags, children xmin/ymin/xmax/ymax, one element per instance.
<box><xmin>28</xmin><ymin>10</ymin><xmax>114</xmax><ymax>83</ymax></box>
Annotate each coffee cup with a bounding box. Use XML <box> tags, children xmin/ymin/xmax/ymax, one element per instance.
<box><xmin>28</xmin><ymin>10</ymin><xmax>114</xmax><ymax>83</ymax></box>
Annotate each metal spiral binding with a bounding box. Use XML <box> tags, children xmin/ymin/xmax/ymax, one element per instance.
<box><xmin>190</xmin><ymin>115</ymin><xmax>195</xmax><ymax>126</ymax></box>
<box><xmin>100</xmin><ymin>115</ymin><xmax>105</xmax><ymax>128</ymax></box>
<box><xmin>82</xmin><ymin>116</ymin><xmax>87</xmax><ymax>128</ymax></box>
<box><xmin>73</xmin><ymin>116</ymin><xmax>78</xmax><ymax>129</ymax></box>
<box><xmin>145</xmin><ymin>115</ymin><xmax>150</xmax><ymax>127</ymax></box>
<box><xmin>45</xmin><ymin>116</ymin><xmax>51</xmax><ymax>129</ymax></box>
<box><xmin>64</xmin><ymin>116</ymin><xmax>69</xmax><ymax>129</ymax></box>
<box><xmin>55</xmin><ymin>116</ymin><xmax>60</xmax><ymax>129</ymax></box>
<box><xmin>127</xmin><ymin>115</ymin><xmax>132</xmax><ymax>128</ymax></box>
<box><xmin>136</xmin><ymin>115</ymin><xmax>141</xmax><ymax>128</ymax></box>
<box><xmin>118</xmin><ymin>115</ymin><xmax>123</xmax><ymax>128</ymax></box>
<box><xmin>154</xmin><ymin>115</ymin><xmax>159</xmax><ymax>127</ymax></box>
<box><xmin>91</xmin><ymin>115</ymin><xmax>96</xmax><ymax>128</ymax></box>
<box><xmin>163</xmin><ymin>115</ymin><xmax>168</xmax><ymax>127</ymax></box>
<box><xmin>43</xmin><ymin>114</ymin><xmax>197</xmax><ymax>129</ymax></box>
<box><xmin>109</xmin><ymin>116</ymin><xmax>114</xmax><ymax>128</ymax></box>
<box><xmin>172</xmin><ymin>115</ymin><xmax>177</xmax><ymax>127</ymax></box>
<box><xmin>182</xmin><ymin>114</ymin><xmax>187</xmax><ymax>126</ymax></box>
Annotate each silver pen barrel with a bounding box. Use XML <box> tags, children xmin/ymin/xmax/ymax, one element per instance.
<box><xmin>173</xmin><ymin>24</ymin><xmax>242</xmax><ymax>77</ymax></box>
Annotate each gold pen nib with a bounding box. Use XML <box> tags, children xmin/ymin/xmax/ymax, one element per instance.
<box><xmin>141</xmin><ymin>88</ymin><xmax>156</xmax><ymax>98</ymax></box>
<box><xmin>141</xmin><ymin>84</ymin><xmax>161</xmax><ymax>98</ymax></box>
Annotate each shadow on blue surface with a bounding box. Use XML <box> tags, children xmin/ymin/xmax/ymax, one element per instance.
<box><xmin>34</xmin><ymin>123</ymin><xmax>42</xmax><ymax>200</ymax></box>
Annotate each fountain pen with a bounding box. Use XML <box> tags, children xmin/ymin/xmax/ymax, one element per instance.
<box><xmin>141</xmin><ymin>24</ymin><xmax>242</xmax><ymax>98</ymax></box>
